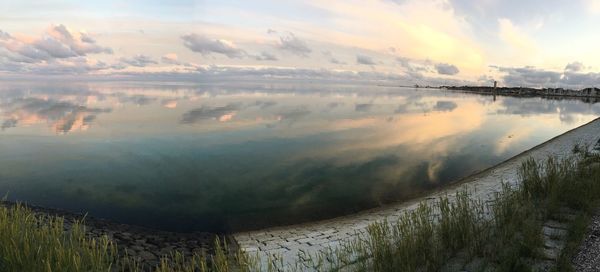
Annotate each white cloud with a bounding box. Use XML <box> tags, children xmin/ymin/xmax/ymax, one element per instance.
<box><xmin>181</xmin><ymin>33</ymin><xmax>246</xmax><ymax>58</ymax></box>
<box><xmin>0</xmin><ymin>24</ymin><xmax>112</xmax><ymax>64</ymax></box>
<box><xmin>565</xmin><ymin>61</ymin><xmax>584</xmax><ymax>72</ymax></box>
<box><xmin>161</xmin><ymin>53</ymin><xmax>180</xmax><ymax>65</ymax></box>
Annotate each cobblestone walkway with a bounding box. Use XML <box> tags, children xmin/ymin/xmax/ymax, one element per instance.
<box><xmin>233</xmin><ymin>118</ymin><xmax>600</xmax><ymax>269</ymax></box>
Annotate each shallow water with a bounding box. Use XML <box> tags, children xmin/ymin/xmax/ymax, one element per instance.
<box><xmin>0</xmin><ymin>81</ymin><xmax>598</xmax><ymax>232</ymax></box>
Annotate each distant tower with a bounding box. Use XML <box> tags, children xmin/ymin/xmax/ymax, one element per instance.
<box><xmin>493</xmin><ymin>81</ymin><xmax>498</xmax><ymax>89</ymax></box>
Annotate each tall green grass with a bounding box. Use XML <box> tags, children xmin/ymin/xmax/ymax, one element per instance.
<box><xmin>0</xmin><ymin>204</ymin><xmax>116</xmax><ymax>272</ymax></box>
<box><xmin>0</xmin><ymin>145</ymin><xmax>599</xmax><ymax>271</ymax></box>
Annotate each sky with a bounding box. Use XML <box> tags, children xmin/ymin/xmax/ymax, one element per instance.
<box><xmin>2</xmin><ymin>0</ymin><xmax>600</xmax><ymax>87</ymax></box>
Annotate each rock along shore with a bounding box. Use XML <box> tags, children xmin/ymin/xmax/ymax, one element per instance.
<box><xmin>0</xmin><ymin>201</ymin><xmax>223</xmax><ymax>269</ymax></box>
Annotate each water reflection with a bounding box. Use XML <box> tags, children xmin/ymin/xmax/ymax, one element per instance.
<box><xmin>1</xmin><ymin>97</ymin><xmax>111</xmax><ymax>133</ymax></box>
<box><xmin>0</xmin><ymin>82</ymin><xmax>598</xmax><ymax>232</ymax></box>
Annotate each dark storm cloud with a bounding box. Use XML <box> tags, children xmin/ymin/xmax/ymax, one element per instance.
<box><xmin>181</xmin><ymin>34</ymin><xmax>246</xmax><ymax>59</ymax></box>
<box><xmin>434</xmin><ymin>63</ymin><xmax>460</xmax><ymax>75</ymax></box>
<box><xmin>181</xmin><ymin>104</ymin><xmax>241</xmax><ymax>124</ymax></box>
<box><xmin>276</xmin><ymin>33</ymin><xmax>312</xmax><ymax>57</ymax></box>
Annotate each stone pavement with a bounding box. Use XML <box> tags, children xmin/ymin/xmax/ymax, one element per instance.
<box><xmin>233</xmin><ymin>118</ymin><xmax>600</xmax><ymax>269</ymax></box>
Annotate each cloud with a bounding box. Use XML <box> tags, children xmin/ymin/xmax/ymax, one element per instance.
<box><xmin>276</xmin><ymin>33</ymin><xmax>311</xmax><ymax>57</ymax></box>
<box><xmin>0</xmin><ymin>30</ymin><xmax>11</xmax><ymax>40</ymax></box>
<box><xmin>493</xmin><ymin>66</ymin><xmax>561</xmax><ymax>86</ymax></box>
<box><xmin>356</xmin><ymin>54</ymin><xmax>376</xmax><ymax>65</ymax></box>
<box><xmin>161</xmin><ymin>53</ymin><xmax>180</xmax><ymax>65</ymax></box>
<box><xmin>330</xmin><ymin>58</ymin><xmax>346</xmax><ymax>65</ymax></box>
<box><xmin>565</xmin><ymin>61</ymin><xmax>584</xmax><ymax>72</ymax></box>
<box><xmin>433</xmin><ymin>101</ymin><xmax>458</xmax><ymax>112</ymax></box>
<box><xmin>181</xmin><ymin>104</ymin><xmax>240</xmax><ymax>124</ymax></box>
<box><xmin>355</xmin><ymin>103</ymin><xmax>373</xmax><ymax>112</ymax></box>
<box><xmin>0</xmin><ymin>57</ymin><xmax>118</xmax><ymax>75</ymax></box>
<box><xmin>254</xmin><ymin>51</ymin><xmax>278</xmax><ymax>61</ymax></box>
<box><xmin>47</xmin><ymin>25</ymin><xmax>113</xmax><ymax>56</ymax></box>
<box><xmin>396</xmin><ymin>57</ymin><xmax>432</xmax><ymax>78</ymax></box>
<box><xmin>0</xmin><ymin>25</ymin><xmax>116</xmax><ymax>75</ymax></box>
<box><xmin>434</xmin><ymin>63</ymin><xmax>460</xmax><ymax>75</ymax></box>
<box><xmin>181</xmin><ymin>34</ymin><xmax>246</xmax><ymax>58</ymax></box>
<box><xmin>92</xmin><ymin>65</ymin><xmax>471</xmax><ymax>88</ymax></box>
<box><xmin>33</xmin><ymin>37</ymin><xmax>78</xmax><ymax>58</ymax></box>
<box><xmin>491</xmin><ymin>64</ymin><xmax>600</xmax><ymax>88</ymax></box>
<box><xmin>0</xmin><ymin>24</ymin><xmax>112</xmax><ymax>64</ymax></box>
<box><xmin>119</xmin><ymin>55</ymin><xmax>158</xmax><ymax>67</ymax></box>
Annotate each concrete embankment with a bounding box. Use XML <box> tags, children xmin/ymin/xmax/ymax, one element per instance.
<box><xmin>233</xmin><ymin>118</ymin><xmax>600</xmax><ymax>268</ymax></box>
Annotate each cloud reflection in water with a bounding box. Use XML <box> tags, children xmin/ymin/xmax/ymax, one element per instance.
<box><xmin>0</xmin><ymin>82</ymin><xmax>599</xmax><ymax>232</ymax></box>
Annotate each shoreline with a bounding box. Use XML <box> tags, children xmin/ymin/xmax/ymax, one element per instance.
<box><xmin>442</xmin><ymin>85</ymin><xmax>600</xmax><ymax>101</ymax></box>
<box><xmin>233</xmin><ymin>117</ymin><xmax>600</xmax><ymax>267</ymax></box>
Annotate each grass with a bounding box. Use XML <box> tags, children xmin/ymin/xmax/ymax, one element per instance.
<box><xmin>0</xmin><ymin>144</ymin><xmax>599</xmax><ymax>271</ymax></box>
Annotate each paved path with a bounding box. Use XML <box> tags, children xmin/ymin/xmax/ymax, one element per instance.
<box><xmin>233</xmin><ymin>118</ymin><xmax>600</xmax><ymax>269</ymax></box>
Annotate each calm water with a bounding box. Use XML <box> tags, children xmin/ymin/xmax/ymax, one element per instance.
<box><xmin>0</xmin><ymin>81</ymin><xmax>599</xmax><ymax>232</ymax></box>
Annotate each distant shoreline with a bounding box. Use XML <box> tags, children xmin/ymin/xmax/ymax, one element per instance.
<box><xmin>377</xmin><ymin>84</ymin><xmax>600</xmax><ymax>100</ymax></box>
<box><xmin>442</xmin><ymin>85</ymin><xmax>600</xmax><ymax>100</ymax></box>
